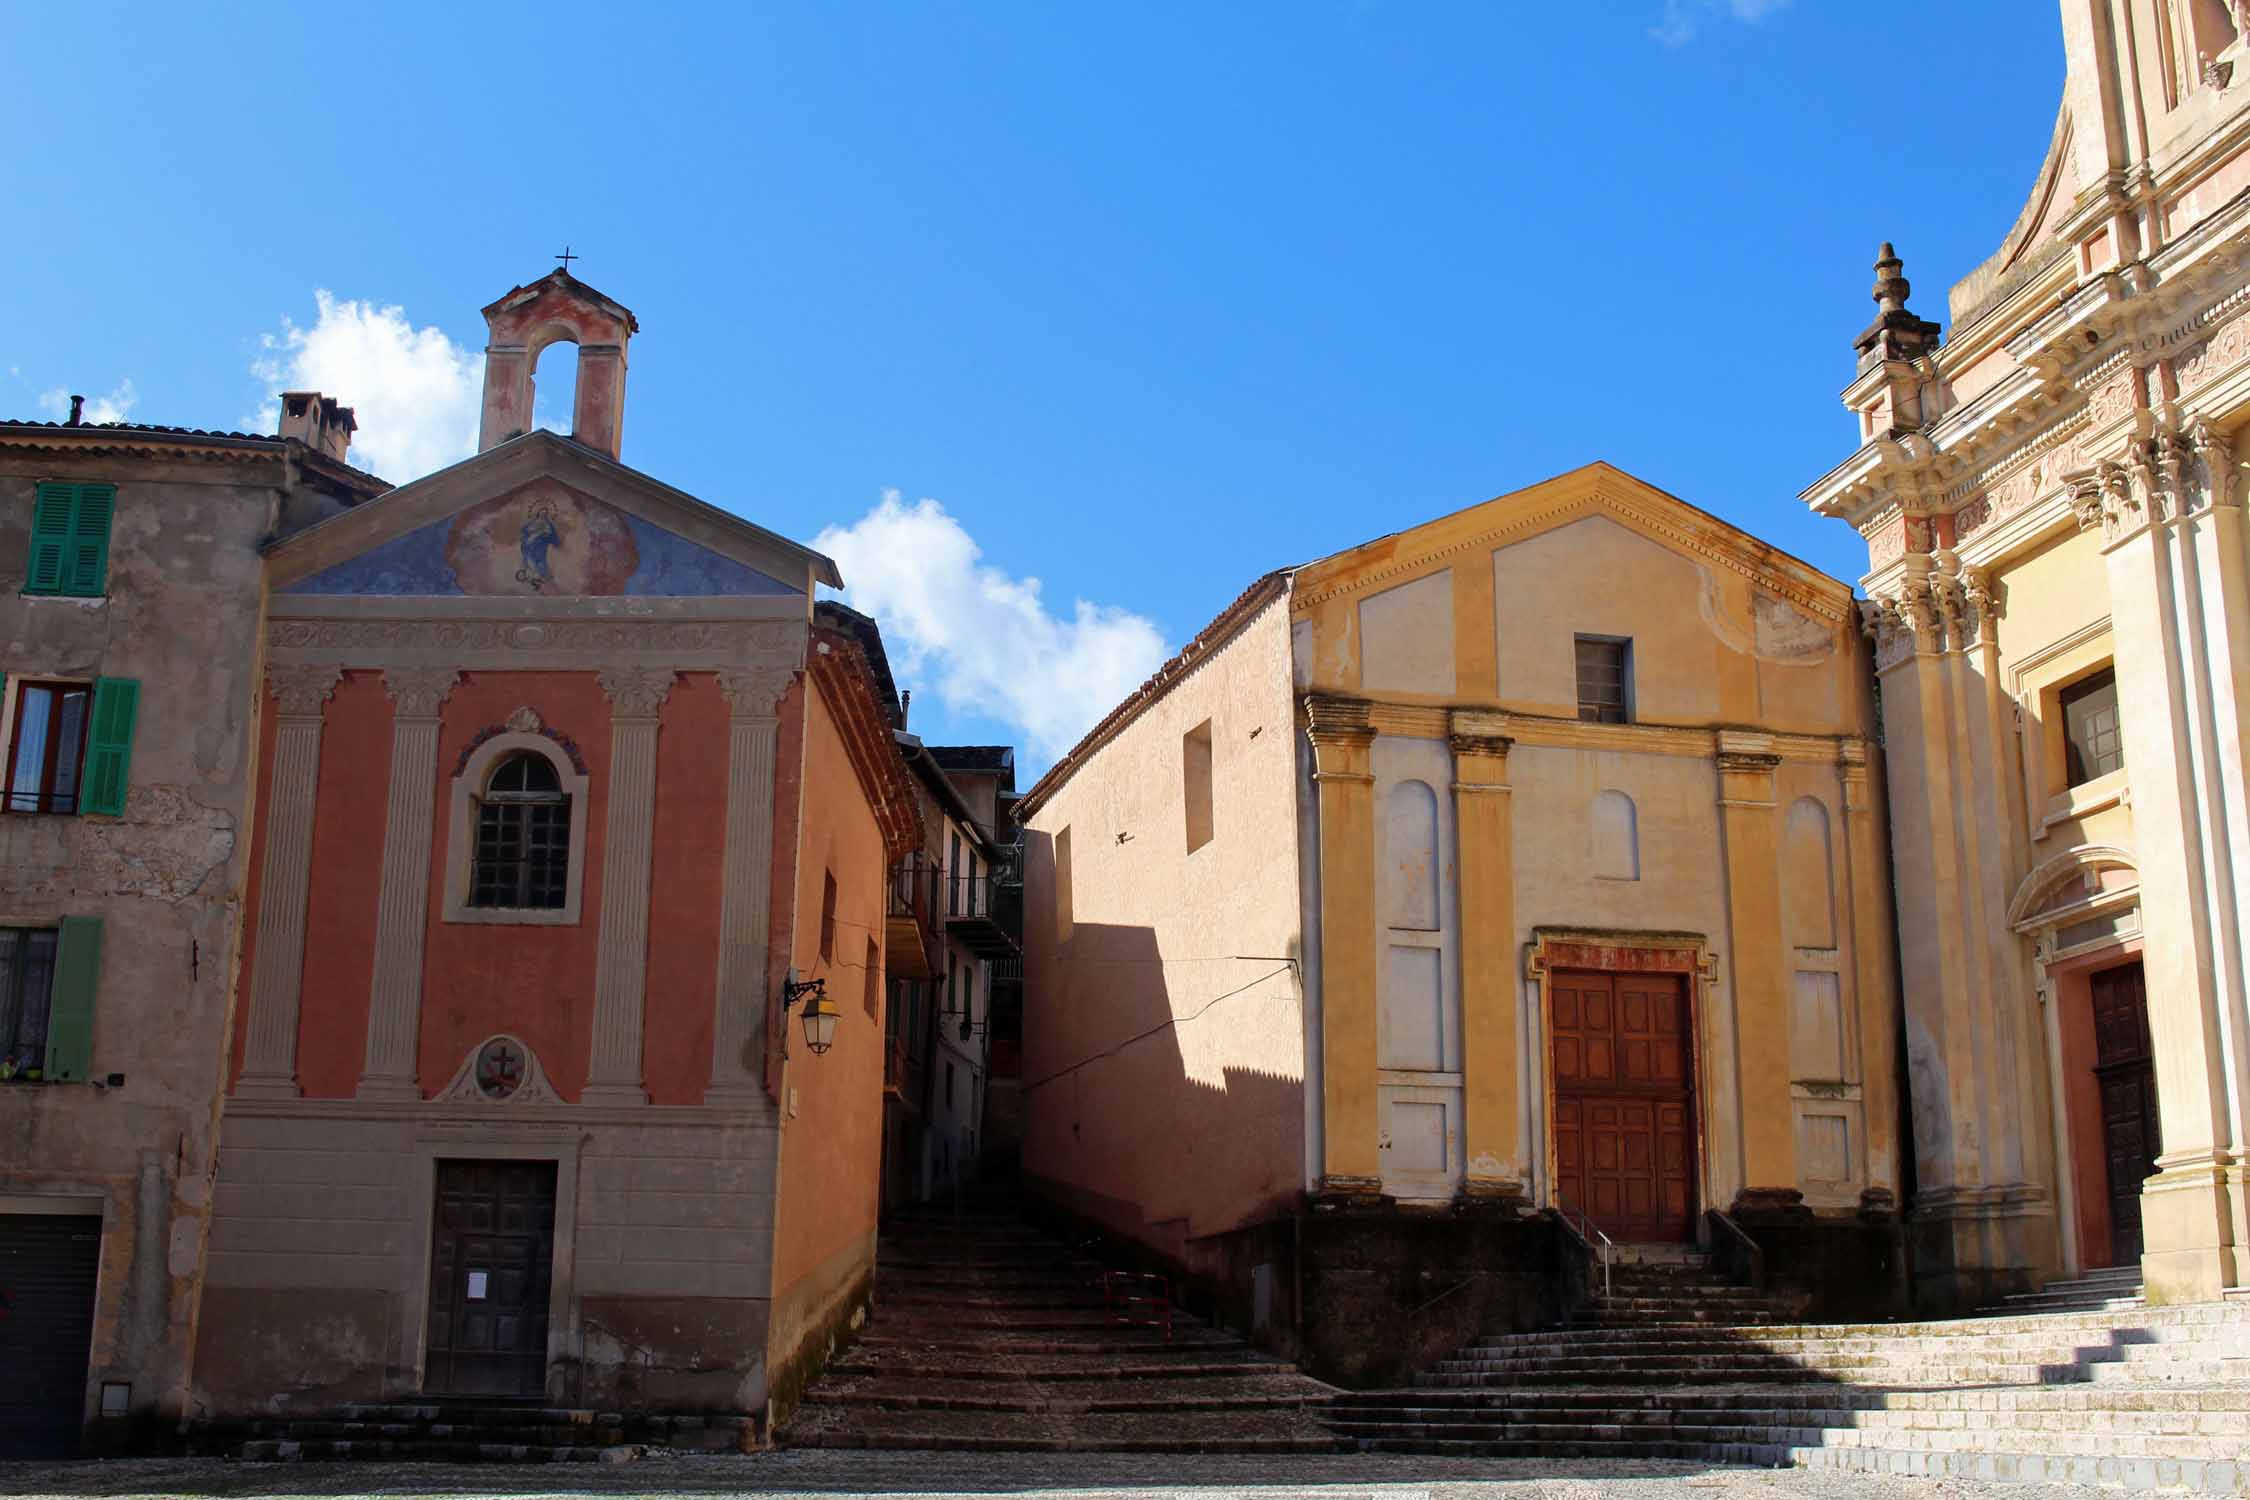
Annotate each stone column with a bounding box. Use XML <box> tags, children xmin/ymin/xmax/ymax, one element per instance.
<box><xmin>2083</xmin><ymin>436</ymin><xmax>2250</xmax><ymax>1302</ymax></box>
<box><xmin>236</xmin><ymin>664</ymin><xmax>343</xmax><ymax>1099</ymax></box>
<box><xmin>1838</xmin><ymin>741</ymin><xmax>1901</xmax><ymax>1205</ymax></box>
<box><xmin>1714</xmin><ymin>731</ymin><xmax>1797</xmax><ymax>1206</ymax></box>
<box><xmin>707</xmin><ymin>664</ymin><xmax>793</xmax><ymax>1104</ymax></box>
<box><xmin>356</xmin><ymin>668</ymin><xmax>459</xmax><ymax>1101</ymax></box>
<box><xmin>583</xmin><ymin>666</ymin><xmax>675</xmax><ymax>1107</ymax></box>
<box><xmin>1305</xmin><ymin>695</ymin><xmax>1380</xmax><ymax>1195</ymax></box>
<box><xmin>1449</xmin><ymin>714</ymin><xmax>1522</xmax><ymax>1204</ymax></box>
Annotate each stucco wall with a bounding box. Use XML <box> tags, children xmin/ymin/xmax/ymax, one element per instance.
<box><xmin>0</xmin><ymin>454</ymin><xmax>287</xmax><ymax>1439</ymax></box>
<box><xmin>1022</xmin><ymin>596</ymin><xmax>1306</xmax><ymax>1256</ymax></box>
<box><xmin>765</xmin><ymin>675</ymin><xmax>885</xmax><ymax>1415</ymax></box>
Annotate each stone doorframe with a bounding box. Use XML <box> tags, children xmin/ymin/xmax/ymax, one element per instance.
<box><xmin>399</xmin><ymin>1124</ymin><xmax>583</xmax><ymax>1404</ymax></box>
<box><xmin>2012</xmin><ymin>844</ymin><xmax>2145</xmax><ymax>1279</ymax></box>
<box><xmin>1524</xmin><ymin>928</ymin><xmax>1721</xmax><ymax>1236</ymax></box>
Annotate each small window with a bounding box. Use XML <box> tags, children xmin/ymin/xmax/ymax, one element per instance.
<box><xmin>25</xmin><ymin>482</ymin><xmax>116</xmax><ymax>598</ymax></box>
<box><xmin>2062</xmin><ymin>668</ymin><xmax>2124</xmax><ymax>785</ymax></box>
<box><xmin>0</xmin><ymin>917</ymin><xmax>99</xmax><ymax>1083</ymax></box>
<box><xmin>864</xmin><ymin>937</ymin><xmax>880</xmax><ymax>1018</ymax></box>
<box><xmin>1055</xmin><ymin>826</ymin><xmax>1074</xmax><ymax>942</ymax></box>
<box><xmin>6</xmin><ymin>681</ymin><xmax>91</xmax><ymax>814</ymax></box>
<box><xmin>469</xmin><ymin>752</ymin><xmax>570</xmax><ymax>909</ymax></box>
<box><xmin>1575</xmin><ymin>636</ymin><xmax>1631</xmax><ymax>724</ymax></box>
<box><xmin>820</xmin><ymin>870</ymin><xmax>838</xmax><ymax>962</ymax></box>
<box><xmin>1183</xmin><ymin>719</ymin><xmax>1214</xmax><ymax>853</ymax></box>
<box><xmin>945</xmin><ymin>1060</ymin><xmax>956</xmax><ymax>1107</ymax></box>
<box><xmin>949</xmin><ymin>832</ymin><xmax>963</xmax><ymax>915</ymax></box>
<box><xmin>0</xmin><ymin>927</ymin><xmax>59</xmax><ymax>1079</ymax></box>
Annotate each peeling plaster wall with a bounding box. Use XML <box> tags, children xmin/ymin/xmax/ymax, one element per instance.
<box><xmin>0</xmin><ymin>454</ymin><xmax>287</xmax><ymax>1441</ymax></box>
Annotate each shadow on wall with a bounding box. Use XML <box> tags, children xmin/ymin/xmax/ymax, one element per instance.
<box><xmin>1017</xmin><ymin>919</ymin><xmax>1307</xmax><ymax>1338</ymax></box>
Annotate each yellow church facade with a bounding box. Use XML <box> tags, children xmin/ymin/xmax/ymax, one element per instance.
<box><xmin>1018</xmin><ymin>464</ymin><xmax>1904</xmax><ymax>1383</ymax></box>
<box><xmin>1804</xmin><ymin>0</ymin><xmax>2250</xmax><ymax>1311</ymax></box>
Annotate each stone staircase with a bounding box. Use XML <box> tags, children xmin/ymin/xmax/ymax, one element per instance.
<box><xmin>1977</xmin><ymin>1263</ymin><xmax>2148</xmax><ymax>1316</ymax></box>
<box><xmin>785</xmin><ymin>1200</ymin><xmax>1348</xmax><ymax>1453</ymax></box>
<box><xmin>235</xmin><ymin>1402</ymin><xmax>751</xmax><ymax>1463</ymax></box>
<box><xmin>1333</xmin><ymin>1242</ymin><xmax>2250</xmax><ymax>1492</ymax></box>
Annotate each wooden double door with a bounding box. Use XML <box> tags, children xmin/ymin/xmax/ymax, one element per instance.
<box><xmin>424</xmin><ymin>1160</ymin><xmax>557</xmax><ymax>1397</ymax></box>
<box><xmin>2091</xmin><ymin>962</ymin><xmax>2160</xmax><ymax>1265</ymax></box>
<box><xmin>1552</xmin><ymin>969</ymin><xmax>1697</xmax><ymax>1243</ymax></box>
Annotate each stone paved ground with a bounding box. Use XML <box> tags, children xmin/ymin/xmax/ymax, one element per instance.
<box><xmin>0</xmin><ymin>1450</ymin><xmax>2134</xmax><ymax>1499</ymax></box>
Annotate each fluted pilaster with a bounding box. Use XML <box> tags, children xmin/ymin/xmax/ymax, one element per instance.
<box><xmin>708</xmin><ymin>666</ymin><xmax>793</xmax><ymax>1102</ymax></box>
<box><xmin>583</xmin><ymin>666</ymin><xmax>675</xmax><ymax>1105</ymax></box>
<box><xmin>356</xmin><ymin>668</ymin><xmax>459</xmax><ymax>1100</ymax></box>
<box><xmin>237</xmin><ymin>664</ymin><xmax>342</xmax><ymax>1099</ymax></box>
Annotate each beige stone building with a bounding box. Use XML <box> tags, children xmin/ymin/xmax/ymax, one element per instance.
<box><xmin>1804</xmin><ymin>0</ymin><xmax>2250</xmax><ymax>1312</ymax></box>
<box><xmin>0</xmin><ymin>399</ymin><xmax>384</xmax><ymax>1455</ymax></box>
<box><xmin>1018</xmin><ymin>464</ymin><xmax>1901</xmax><ymax>1385</ymax></box>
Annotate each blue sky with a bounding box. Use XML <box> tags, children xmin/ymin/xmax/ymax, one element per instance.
<box><xmin>1</xmin><ymin>2</ymin><xmax>2062</xmax><ymax>778</ymax></box>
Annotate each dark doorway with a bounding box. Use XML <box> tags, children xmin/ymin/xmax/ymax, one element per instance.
<box><xmin>1552</xmin><ymin>969</ymin><xmax>1697</xmax><ymax>1242</ymax></box>
<box><xmin>424</xmin><ymin>1160</ymin><xmax>556</xmax><ymax>1397</ymax></box>
<box><xmin>0</xmin><ymin>1213</ymin><xmax>100</xmax><ymax>1457</ymax></box>
<box><xmin>2091</xmin><ymin>961</ymin><xmax>2160</xmax><ymax>1265</ymax></box>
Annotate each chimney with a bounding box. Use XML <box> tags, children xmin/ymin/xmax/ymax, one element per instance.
<box><xmin>66</xmin><ymin>395</ymin><xmax>83</xmax><ymax>426</ymax></box>
<box><xmin>278</xmin><ymin>391</ymin><xmax>357</xmax><ymax>463</ymax></box>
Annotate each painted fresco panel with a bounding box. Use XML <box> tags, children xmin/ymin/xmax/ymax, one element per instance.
<box><xmin>283</xmin><ymin>480</ymin><xmax>800</xmax><ymax>598</ymax></box>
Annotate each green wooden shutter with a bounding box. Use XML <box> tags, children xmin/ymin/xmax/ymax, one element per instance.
<box><xmin>64</xmin><ymin>484</ymin><xmax>115</xmax><ymax>596</ymax></box>
<box><xmin>43</xmin><ymin>916</ymin><xmax>102</xmax><ymax>1083</ymax></box>
<box><xmin>82</xmin><ymin>678</ymin><xmax>139</xmax><ymax>817</ymax></box>
<box><xmin>27</xmin><ymin>482</ymin><xmax>74</xmax><ymax>594</ymax></box>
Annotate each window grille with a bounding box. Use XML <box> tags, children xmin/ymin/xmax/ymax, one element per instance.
<box><xmin>470</xmin><ymin>753</ymin><xmax>570</xmax><ymax>909</ymax></box>
<box><xmin>1575</xmin><ymin>637</ymin><xmax>1631</xmax><ymax>724</ymax></box>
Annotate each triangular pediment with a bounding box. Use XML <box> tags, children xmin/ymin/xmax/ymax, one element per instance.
<box><xmin>1289</xmin><ymin>461</ymin><xmax>1851</xmax><ymax>625</ymax></box>
<box><xmin>267</xmin><ymin>430</ymin><xmax>838</xmax><ymax>599</ymax></box>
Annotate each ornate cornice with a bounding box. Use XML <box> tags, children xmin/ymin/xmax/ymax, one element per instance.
<box><xmin>267</xmin><ymin>663</ymin><xmax>343</xmax><ymax>719</ymax></box>
<box><xmin>1303</xmin><ymin>694</ymin><xmax>1376</xmax><ymax>747</ymax></box>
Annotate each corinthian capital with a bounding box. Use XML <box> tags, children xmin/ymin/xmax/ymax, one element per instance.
<box><xmin>268</xmin><ymin>663</ymin><xmax>343</xmax><ymax>719</ymax></box>
<box><xmin>383</xmin><ymin>667</ymin><xmax>459</xmax><ymax>720</ymax></box>
<box><xmin>718</xmin><ymin>665</ymin><xmax>794</xmax><ymax>719</ymax></box>
<box><xmin>599</xmin><ymin>666</ymin><xmax>677</xmax><ymax>720</ymax></box>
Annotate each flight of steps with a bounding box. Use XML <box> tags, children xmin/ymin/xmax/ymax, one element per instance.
<box><xmin>1977</xmin><ymin>1263</ymin><xmax>2148</xmax><ymax>1316</ymax></box>
<box><xmin>786</xmin><ymin>1200</ymin><xmax>1348</xmax><ymax>1453</ymax></box>
<box><xmin>1333</xmin><ymin>1243</ymin><xmax>2250</xmax><ymax>1493</ymax></box>
<box><xmin>235</xmin><ymin>1403</ymin><xmax>750</xmax><ymax>1463</ymax></box>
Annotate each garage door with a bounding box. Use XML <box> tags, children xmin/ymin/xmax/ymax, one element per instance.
<box><xmin>0</xmin><ymin>1214</ymin><xmax>101</xmax><ymax>1458</ymax></box>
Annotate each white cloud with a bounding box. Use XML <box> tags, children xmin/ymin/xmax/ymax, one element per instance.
<box><xmin>37</xmin><ymin>380</ymin><xmax>136</xmax><ymax>424</ymax></box>
<box><xmin>815</xmin><ymin>490</ymin><xmax>1169</xmax><ymax>760</ymax></box>
<box><xmin>248</xmin><ymin>291</ymin><xmax>481</xmax><ymax>480</ymax></box>
<box><xmin>1650</xmin><ymin>0</ymin><xmax>1789</xmax><ymax>46</ymax></box>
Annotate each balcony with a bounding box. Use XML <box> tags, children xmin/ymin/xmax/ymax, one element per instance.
<box><xmin>945</xmin><ymin>867</ymin><xmax>1019</xmax><ymax>958</ymax></box>
<box><xmin>886</xmin><ymin>853</ymin><xmax>941</xmax><ymax>979</ymax></box>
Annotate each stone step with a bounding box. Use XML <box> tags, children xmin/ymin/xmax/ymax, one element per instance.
<box><xmin>1788</xmin><ymin>1442</ymin><xmax>2247</xmax><ymax>1492</ymax></box>
<box><xmin>330</xmin><ymin>1401</ymin><xmax>612</xmax><ymax>1424</ymax></box>
<box><xmin>853</xmin><ymin>1330</ymin><xmax>1248</xmax><ymax>1357</ymax></box>
<box><xmin>784</xmin><ymin>1405</ymin><xmax>1350</xmax><ymax>1453</ymax></box>
<box><xmin>258</xmin><ymin>1419</ymin><xmax>629</xmax><ymax>1445</ymax></box>
<box><xmin>829</xmin><ymin>1356</ymin><xmax>1291</xmax><ymax>1383</ymax></box>
<box><xmin>241</xmin><ymin>1438</ymin><xmax>616</xmax><ymax>1463</ymax></box>
<box><xmin>1330</xmin><ymin>1403</ymin><xmax>2250</xmax><ymax>1442</ymax></box>
<box><xmin>809</xmin><ymin>1373</ymin><xmax>1336</xmax><ymax>1413</ymax></box>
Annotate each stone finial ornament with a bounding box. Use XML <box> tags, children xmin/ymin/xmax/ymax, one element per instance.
<box><xmin>1872</xmin><ymin>242</ymin><xmax>1911</xmax><ymax>315</ymax></box>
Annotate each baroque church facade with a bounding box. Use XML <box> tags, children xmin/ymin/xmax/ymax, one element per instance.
<box><xmin>1803</xmin><ymin>0</ymin><xmax>2250</xmax><ymax>1310</ymax></box>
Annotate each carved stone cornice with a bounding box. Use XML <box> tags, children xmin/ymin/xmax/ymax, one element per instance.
<box><xmin>267</xmin><ymin>616</ymin><xmax>801</xmax><ymax>668</ymax></box>
<box><xmin>382</xmin><ymin>667</ymin><xmax>459</xmax><ymax>721</ymax></box>
<box><xmin>599</xmin><ymin>666</ymin><xmax>676</xmax><ymax>721</ymax></box>
<box><xmin>718</xmin><ymin>664</ymin><xmax>794</xmax><ymax>720</ymax></box>
<box><xmin>1449</xmin><ymin>734</ymin><xmax>1515</xmax><ymax>761</ymax></box>
<box><xmin>268</xmin><ymin>663</ymin><xmax>343</xmax><ymax>719</ymax></box>
<box><xmin>1303</xmin><ymin>694</ymin><xmax>1375</xmax><ymax>747</ymax></box>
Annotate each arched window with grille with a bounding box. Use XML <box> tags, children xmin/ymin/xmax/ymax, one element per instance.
<box><xmin>445</xmin><ymin>727</ymin><xmax>589</xmax><ymax>926</ymax></box>
<box><xmin>471</xmin><ymin>752</ymin><xmax>571</xmax><ymax>909</ymax></box>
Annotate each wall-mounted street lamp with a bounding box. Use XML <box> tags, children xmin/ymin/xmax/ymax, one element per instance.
<box><xmin>782</xmin><ymin>969</ymin><xmax>839</xmax><ymax>1056</ymax></box>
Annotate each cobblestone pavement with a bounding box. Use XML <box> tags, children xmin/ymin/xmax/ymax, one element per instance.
<box><xmin>0</xmin><ymin>1450</ymin><xmax>2129</xmax><ymax>1500</ymax></box>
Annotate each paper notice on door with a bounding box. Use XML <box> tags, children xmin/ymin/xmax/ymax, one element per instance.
<box><xmin>466</xmin><ymin>1270</ymin><xmax>489</xmax><ymax>1300</ymax></box>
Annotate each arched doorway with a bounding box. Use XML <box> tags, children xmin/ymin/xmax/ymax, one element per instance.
<box><xmin>2011</xmin><ymin>847</ymin><xmax>2153</xmax><ymax>1271</ymax></box>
